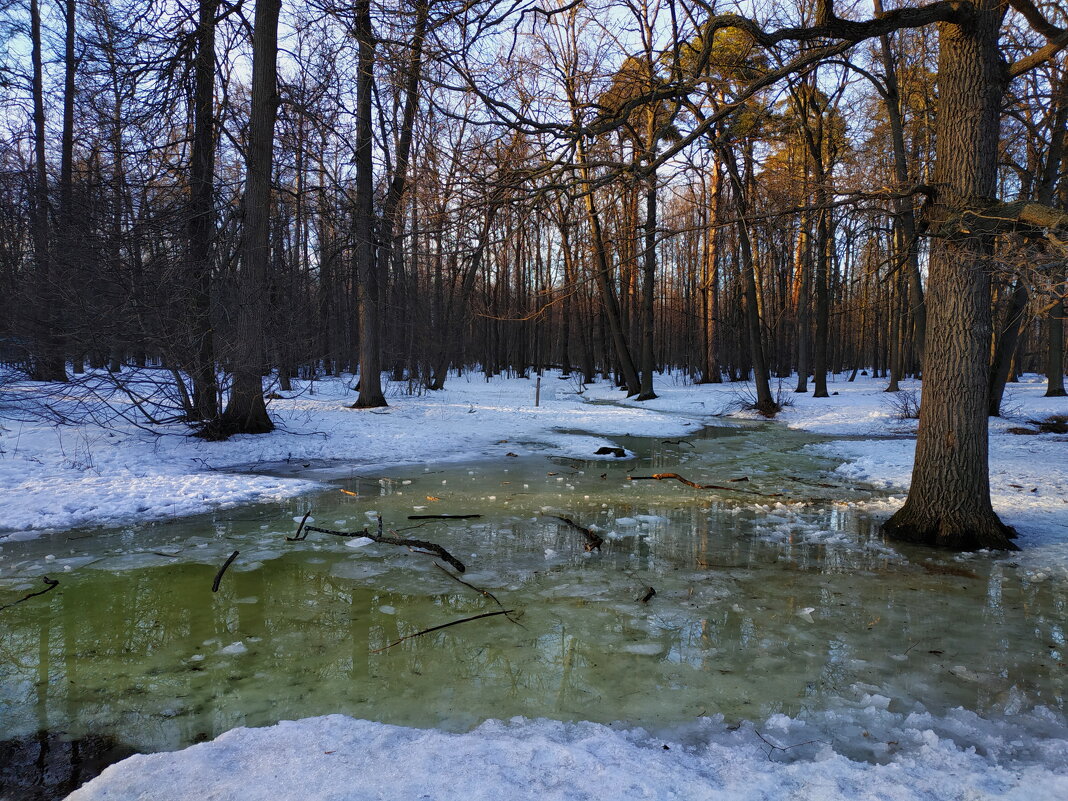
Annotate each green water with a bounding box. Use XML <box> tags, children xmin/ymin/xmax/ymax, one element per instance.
<box><xmin>0</xmin><ymin>423</ymin><xmax>1064</xmax><ymax>767</ymax></box>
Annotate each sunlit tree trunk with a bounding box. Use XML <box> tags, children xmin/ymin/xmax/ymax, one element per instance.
<box><xmin>884</xmin><ymin>2</ymin><xmax>1016</xmax><ymax>550</ymax></box>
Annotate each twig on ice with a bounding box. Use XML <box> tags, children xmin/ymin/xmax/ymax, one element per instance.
<box><xmin>212</xmin><ymin>551</ymin><xmax>240</xmax><ymax>592</ymax></box>
<box><xmin>372</xmin><ymin>609</ymin><xmax>515</xmax><ymax>653</ymax></box>
<box><xmin>0</xmin><ymin>576</ymin><xmax>59</xmax><ymax>612</ymax></box>
<box><xmin>433</xmin><ymin>562</ymin><xmax>524</xmax><ymax>626</ymax></box>
<box><xmin>543</xmin><ymin>514</ymin><xmax>604</xmax><ymax>552</ymax></box>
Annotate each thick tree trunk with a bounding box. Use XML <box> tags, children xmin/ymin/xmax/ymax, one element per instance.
<box><xmin>883</xmin><ymin>4</ymin><xmax>1016</xmax><ymax>550</ymax></box>
<box><xmin>217</xmin><ymin>0</ymin><xmax>280</xmax><ymax>437</ymax></box>
<box><xmin>352</xmin><ymin>0</ymin><xmax>386</xmax><ymax>408</ymax></box>
<box><xmin>187</xmin><ymin>0</ymin><xmax>219</xmax><ymax>421</ymax></box>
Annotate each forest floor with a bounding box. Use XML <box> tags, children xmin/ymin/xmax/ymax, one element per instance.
<box><xmin>4</xmin><ymin>368</ymin><xmax>1068</xmax><ymax>801</ymax></box>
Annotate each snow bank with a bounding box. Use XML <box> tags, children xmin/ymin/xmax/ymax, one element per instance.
<box><xmin>68</xmin><ymin>706</ymin><xmax>1068</xmax><ymax>801</ymax></box>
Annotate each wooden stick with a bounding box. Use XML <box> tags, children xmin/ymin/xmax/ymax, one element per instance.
<box><xmin>543</xmin><ymin>514</ymin><xmax>604</xmax><ymax>552</ymax></box>
<box><xmin>287</xmin><ymin>510</ymin><xmax>312</xmax><ymax>541</ymax></box>
<box><xmin>0</xmin><ymin>576</ymin><xmax>58</xmax><ymax>612</ymax></box>
<box><xmin>407</xmin><ymin>514</ymin><xmax>482</xmax><ymax>520</ymax></box>
<box><xmin>212</xmin><ymin>551</ymin><xmax>240</xmax><ymax>592</ymax></box>
<box><xmin>432</xmin><ymin>563</ymin><xmax>523</xmax><ymax>626</ymax></box>
<box><xmin>628</xmin><ymin>473</ymin><xmax>782</xmax><ymax>496</ymax></box>
<box><xmin>298</xmin><ymin>524</ymin><xmax>467</xmax><ymax>573</ymax></box>
<box><xmin>372</xmin><ymin>609</ymin><xmax>514</xmax><ymax>653</ymax></box>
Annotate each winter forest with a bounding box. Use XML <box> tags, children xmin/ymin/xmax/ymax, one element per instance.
<box><xmin>1</xmin><ymin>0</ymin><xmax>1068</xmax><ymax>799</ymax></box>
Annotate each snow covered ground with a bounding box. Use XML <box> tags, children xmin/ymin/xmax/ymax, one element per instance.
<box><xmin>3</xmin><ymin>367</ymin><xmax>1067</xmax><ymax>800</ymax></box>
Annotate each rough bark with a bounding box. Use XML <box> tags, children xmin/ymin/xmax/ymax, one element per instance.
<box><xmin>883</xmin><ymin>2</ymin><xmax>1017</xmax><ymax>550</ymax></box>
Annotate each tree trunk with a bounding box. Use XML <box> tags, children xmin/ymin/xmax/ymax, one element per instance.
<box><xmin>1047</xmin><ymin>276</ymin><xmax>1067</xmax><ymax>397</ymax></box>
<box><xmin>794</xmin><ymin>212</ymin><xmax>810</xmax><ymax>393</ymax></box>
<box><xmin>187</xmin><ymin>0</ymin><xmax>219</xmax><ymax>421</ymax></box>
<box><xmin>988</xmin><ymin>279</ymin><xmax>1028</xmax><ymax>416</ymax></box>
<box><xmin>883</xmin><ymin>3</ymin><xmax>1016</xmax><ymax>550</ymax></box>
<box><xmin>636</xmin><ymin>171</ymin><xmax>657</xmax><ymax>400</ymax></box>
<box><xmin>699</xmin><ymin>163</ymin><xmax>722</xmax><ymax>383</ymax></box>
<box><xmin>722</xmin><ymin>146</ymin><xmax>776</xmax><ymax>414</ymax></box>
<box><xmin>28</xmin><ymin>0</ymin><xmax>66</xmax><ymax>382</ymax></box>
<box><xmin>217</xmin><ymin>0</ymin><xmax>281</xmax><ymax>437</ymax></box>
<box><xmin>574</xmin><ymin>138</ymin><xmax>640</xmax><ymax>395</ymax></box>
<box><xmin>352</xmin><ymin>0</ymin><xmax>386</xmax><ymax>408</ymax></box>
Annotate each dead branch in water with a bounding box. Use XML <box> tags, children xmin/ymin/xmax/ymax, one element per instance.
<box><xmin>543</xmin><ymin>514</ymin><xmax>604</xmax><ymax>551</ymax></box>
<box><xmin>407</xmin><ymin>514</ymin><xmax>482</xmax><ymax>520</ymax></box>
<box><xmin>0</xmin><ymin>576</ymin><xmax>59</xmax><ymax>612</ymax></box>
<box><xmin>628</xmin><ymin>473</ymin><xmax>782</xmax><ymax>497</ymax></box>
<box><xmin>372</xmin><ymin>609</ymin><xmax>515</xmax><ymax>653</ymax></box>
<box><xmin>433</xmin><ymin>563</ymin><xmax>524</xmax><ymax>627</ymax></box>
<box><xmin>292</xmin><ymin>519</ymin><xmax>466</xmax><ymax>573</ymax></box>
<box><xmin>212</xmin><ymin>551</ymin><xmax>240</xmax><ymax>592</ymax></box>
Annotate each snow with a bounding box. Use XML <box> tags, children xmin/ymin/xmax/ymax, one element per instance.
<box><xmin>66</xmin><ymin>709</ymin><xmax>1068</xmax><ymax>801</ymax></box>
<box><xmin>3</xmin><ymin>366</ymin><xmax>1068</xmax><ymax>799</ymax></box>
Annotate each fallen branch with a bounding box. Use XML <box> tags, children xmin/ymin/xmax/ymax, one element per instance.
<box><xmin>288</xmin><ymin>510</ymin><xmax>313</xmax><ymax>541</ymax></box>
<box><xmin>433</xmin><ymin>563</ymin><xmax>523</xmax><ymax>626</ymax></box>
<box><xmin>372</xmin><ymin>609</ymin><xmax>514</xmax><ymax>653</ymax></box>
<box><xmin>785</xmin><ymin>476</ymin><xmax>839</xmax><ymax>489</ymax></box>
<box><xmin>407</xmin><ymin>514</ymin><xmax>482</xmax><ymax>520</ymax></box>
<box><xmin>637</xmin><ymin>586</ymin><xmax>656</xmax><ymax>603</ymax></box>
<box><xmin>212</xmin><ymin>551</ymin><xmax>240</xmax><ymax>592</ymax></box>
<box><xmin>295</xmin><ymin>522</ymin><xmax>467</xmax><ymax>573</ymax></box>
<box><xmin>628</xmin><ymin>473</ymin><xmax>782</xmax><ymax>497</ymax></box>
<box><xmin>0</xmin><ymin>576</ymin><xmax>59</xmax><ymax>612</ymax></box>
<box><xmin>544</xmin><ymin>514</ymin><xmax>604</xmax><ymax>552</ymax></box>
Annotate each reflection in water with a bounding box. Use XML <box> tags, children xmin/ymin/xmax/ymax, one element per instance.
<box><xmin>0</xmin><ymin>423</ymin><xmax>1065</xmax><ymax>791</ymax></box>
<box><xmin>0</xmin><ymin>732</ymin><xmax>135</xmax><ymax>801</ymax></box>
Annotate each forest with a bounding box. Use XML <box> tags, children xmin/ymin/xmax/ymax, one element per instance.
<box><xmin>0</xmin><ymin>0</ymin><xmax>1066</xmax><ymax>546</ymax></box>
<box><xmin>2</xmin><ymin>3</ymin><xmax>1068</xmax><ymax>798</ymax></box>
